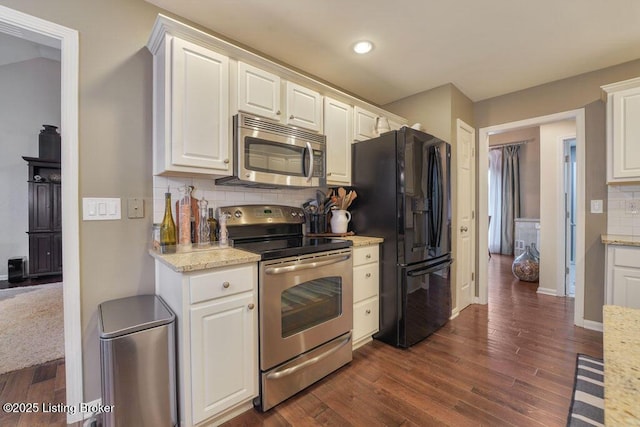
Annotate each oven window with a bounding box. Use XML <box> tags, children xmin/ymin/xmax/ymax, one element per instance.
<box><xmin>245</xmin><ymin>138</ymin><xmax>306</xmax><ymax>176</ymax></box>
<box><xmin>281</xmin><ymin>277</ymin><xmax>342</xmax><ymax>338</ymax></box>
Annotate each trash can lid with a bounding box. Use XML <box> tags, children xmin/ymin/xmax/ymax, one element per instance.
<box><xmin>98</xmin><ymin>294</ymin><xmax>175</xmax><ymax>339</ymax></box>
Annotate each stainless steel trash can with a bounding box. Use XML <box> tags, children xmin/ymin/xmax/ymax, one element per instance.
<box><xmin>98</xmin><ymin>295</ymin><xmax>177</xmax><ymax>427</ymax></box>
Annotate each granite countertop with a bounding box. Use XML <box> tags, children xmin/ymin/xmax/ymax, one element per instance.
<box><xmin>601</xmin><ymin>234</ymin><xmax>640</xmax><ymax>247</ymax></box>
<box><xmin>149</xmin><ymin>247</ymin><xmax>261</xmax><ymax>272</ymax></box>
<box><xmin>339</xmin><ymin>235</ymin><xmax>384</xmax><ymax>247</ymax></box>
<box><xmin>603</xmin><ymin>305</ymin><xmax>640</xmax><ymax>425</ymax></box>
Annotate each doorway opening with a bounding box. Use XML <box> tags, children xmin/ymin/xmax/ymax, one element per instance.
<box><xmin>564</xmin><ymin>137</ymin><xmax>577</xmax><ymax>297</ymax></box>
<box><xmin>0</xmin><ymin>5</ymin><xmax>82</xmax><ymax>424</ymax></box>
<box><xmin>478</xmin><ymin>109</ymin><xmax>586</xmax><ymax>328</ymax></box>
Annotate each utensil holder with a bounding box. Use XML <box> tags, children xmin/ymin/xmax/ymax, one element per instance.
<box><xmin>309</xmin><ymin>213</ymin><xmax>327</xmax><ymax>234</ymax></box>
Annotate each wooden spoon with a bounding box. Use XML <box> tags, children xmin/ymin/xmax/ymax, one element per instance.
<box><xmin>338</xmin><ymin>187</ymin><xmax>347</xmax><ymax>209</ymax></box>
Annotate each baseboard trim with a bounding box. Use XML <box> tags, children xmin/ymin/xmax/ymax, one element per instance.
<box><xmin>536</xmin><ymin>287</ymin><xmax>557</xmax><ymax>296</ymax></box>
<box><xmin>581</xmin><ymin>319</ymin><xmax>603</xmax><ymax>332</ymax></box>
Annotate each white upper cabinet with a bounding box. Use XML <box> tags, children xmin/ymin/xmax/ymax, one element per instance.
<box><xmin>237</xmin><ymin>62</ymin><xmax>322</xmax><ymax>132</ymax></box>
<box><xmin>152</xmin><ymin>35</ymin><xmax>231</xmax><ymax>176</ymax></box>
<box><xmin>353</xmin><ymin>106</ymin><xmax>378</xmax><ymax>141</ymax></box>
<box><xmin>324</xmin><ymin>97</ymin><xmax>353</xmax><ymax>185</ymax></box>
<box><xmin>603</xmin><ymin>77</ymin><xmax>640</xmax><ymax>183</ymax></box>
<box><xmin>286</xmin><ymin>81</ymin><xmax>322</xmax><ymax>132</ymax></box>
<box><xmin>237</xmin><ymin>61</ymin><xmax>281</xmax><ymax>120</ymax></box>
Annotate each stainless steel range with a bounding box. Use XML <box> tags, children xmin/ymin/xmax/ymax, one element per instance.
<box><xmin>218</xmin><ymin>204</ymin><xmax>353</xmax><ymax>411</ymax></box>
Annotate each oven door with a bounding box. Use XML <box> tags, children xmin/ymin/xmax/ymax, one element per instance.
<box><xmin>259</xmin><ymin>249</ymin><xmax>353</xmax><ymax>370</ymax></box>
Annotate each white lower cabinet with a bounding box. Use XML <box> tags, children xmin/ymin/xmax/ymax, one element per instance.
<box><xmin>606</xmin><ymin>245</ymin><xmax>640</xmax><ymax>309</ymax></box>
<box><xmin>352</xmin><ymin>244</ymin><xmax>380</xmax><ymax>349</ymax></box>
<box><xmin>155</xmin><ymin>261</ymin><xmax>258</xmax><ymax>426</ymax></box>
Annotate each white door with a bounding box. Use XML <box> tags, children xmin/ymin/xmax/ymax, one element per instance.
<box><xmin>456</xmin><ymin>119</ymin><xmax>475</xmax><ymax>312</ymax></box>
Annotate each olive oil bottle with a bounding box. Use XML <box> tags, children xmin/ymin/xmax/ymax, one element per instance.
<box><xmin>160</xmin><ymin>191</ymin><xmax>177</xmax><ymax>253</ymax></box>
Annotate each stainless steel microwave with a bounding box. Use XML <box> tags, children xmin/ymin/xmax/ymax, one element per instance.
<box><xmin>215</xmin><ymin>113</ymin><xmax>326</xmax><ymax>188</ymax></box>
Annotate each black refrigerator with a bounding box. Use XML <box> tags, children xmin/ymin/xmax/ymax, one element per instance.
<box><xmin>352</xmin><ymin>128</ymin><xmax>452</xmax><ymax>348</ymax></box>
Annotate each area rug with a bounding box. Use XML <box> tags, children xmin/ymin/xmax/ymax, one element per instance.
<box><xmin>567</xmin><ymin>353</ymin><xmax>604</xmax><ymax>426</ymax></box>
<box><xmin>0</xmin><ymin>282</ymin><xmax>64</xmax><ymax>375</ymax></box>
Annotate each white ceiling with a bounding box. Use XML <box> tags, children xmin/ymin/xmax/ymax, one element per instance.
<box><xmin>146</xmin><ymin>0</ymin><xmax>640</xmax><ymax>105</ymax></box>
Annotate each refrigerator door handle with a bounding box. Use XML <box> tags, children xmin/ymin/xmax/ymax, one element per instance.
<box><xmin>407</xmin><ymin>259</ymin><xmax>453</xmax><ymax>277</ymax></box>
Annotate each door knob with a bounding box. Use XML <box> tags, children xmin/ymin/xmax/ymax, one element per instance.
<box><xmin>460</xmin><ymin>226</ymin><xmax>468</xmax><ymax>232</ymax></box>
<box><xmin>248</xmin><ymin>303</ymin><xmax>255</xmax><ymax>310</ymax></box>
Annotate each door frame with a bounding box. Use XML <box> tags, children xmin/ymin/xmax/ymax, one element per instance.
<box><xmin>477</xmin><ymin>109</ymin><xmax>587</xmax><ymax>328</ymax></box>
<box><xmin>0</xmin><ymin>5</ymin><xmax>83</xmax><ymax>423</ymax></box>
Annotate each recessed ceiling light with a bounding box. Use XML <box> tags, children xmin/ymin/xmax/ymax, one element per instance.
<box><xmin>353</xmin><ymin>40</ymin><xmax>373</xmax><ymax>54</ymax></box>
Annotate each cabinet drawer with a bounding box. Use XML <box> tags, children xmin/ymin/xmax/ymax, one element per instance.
<box><xmin>190</xmin><ymin>264</ymin><xmax>255</xmax><ymax>304</ymax></box>
<box><xmin>353</xmin><ymin>245</ymin><xmax>379</xmax><ymax>266</ymax></box>
<box><xmin>353</xmin><ymin>263</ymin><xmax>379</xmax><ymax>303</ymax></box>
<box><xmin>613</xmin><ymin>246</ymin><xmax>640</xmax><ymax>268</ymax></box>
<box><xmin>353</xmin><ymin>297</ymin><xmax>379</xmax><ymax>341</ymax></box>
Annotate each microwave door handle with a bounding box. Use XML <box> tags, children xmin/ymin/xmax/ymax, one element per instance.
<box><xmin>305</xmin><ymin>142</ymin><xmax>314</xmax><ymax>182</ymax></box>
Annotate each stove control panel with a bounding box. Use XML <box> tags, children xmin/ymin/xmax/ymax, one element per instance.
<box><xmin>218</xmin><ymin>205</ymin><xmax>305</xmax><ymax>226</ymax></box>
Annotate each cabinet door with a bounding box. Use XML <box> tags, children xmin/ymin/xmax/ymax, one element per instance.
<box><xmin>29</xmin><ymin>234</ymin><xmax>53</xmax><ymax>275</ymax></box>
<box><xmin>52</xmin><ymin>183</ymin><xmax>62</xmax><ymax>232</ymax></box>
<box><xmin>237</xmin><ymin>61</ymin><xmax>281</xmax><ymax>120</ymax></box>
<box><xmin>170</xmin><ymin>37</ymin><xmax>230</xmax><ymax>172</ymax></box>
<box><xmin>285</xmin><ymin>81</ymin><xmax>322</xmax><ymax>131</ymax></box>
<box><xmin>608</xmin><ymin>86</ymin><xmax>640</xmax><ymax>182</ymax></box>
<box><xmin>53</xmin><ymin>233</ymin><xmax>63</xmax><ymax>273</ymax></box>
<box><xmin>190</xmin><ymin>292</ymin><xmax>258</xmax><ymax>424</ymax></box>
<box><xmin>324</xmin><ymin>97</ymin><xmax>352</xmax><ymax>185</ymax></box>
<box><xmin>30</xmin><ymin>182</ymin><xmax>52</xmax><ymax>232</ymax></box>
<box><xmin>611</xmin><ymin>267</ymin><xmax>640</xmax><ymax>309</ymax></box>
<box><xmin>353</xmin><ymin>106</ymin><xmax>378</xmax><ymax>141</ymax></box>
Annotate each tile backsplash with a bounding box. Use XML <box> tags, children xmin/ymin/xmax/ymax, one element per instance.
<box><xmin>607</xmin><ymin>184</ymin><xmax>640</xmax><ymax>236</ymax></box>
<box><xmin>153</xmin><ymin>176</ymin><xmax>319</xmax><ymax>223</ymax></box>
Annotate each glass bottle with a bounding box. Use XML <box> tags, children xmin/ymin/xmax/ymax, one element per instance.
<box><xmin>197</xmin><ymin>198</ymin><xmax>210</xmax><ymax>248</ymax></box>
<box><xmin>159</xmin><ymin>191</ymin><xmax>176</xmax><ymax>253</ymax></box>
<box><xmin>512</xmin><ymin>245</ymin><xmax>539</xmax><ymax>282</ymax></box>
<box><xmin>207</xmin><ymin>207</ymin><xmax>218</xmax><ymax>242</ymax></box>
<box><xmin>178</xmin><ymin>185</ymin><xmax>193</xmax><ymax>249</ymax></box>
<box><xmin>218</xmin><ymin>212</ymin><xmax>229</xmax><ymax>247</ymax></box>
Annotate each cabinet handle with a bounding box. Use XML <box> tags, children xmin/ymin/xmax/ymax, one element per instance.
<box><xmin>276</xmin><ymin>110</ymin><xmax>281</xmax><ymax>115</ymax></box>
<box><xmin>327</xmin><ymin>172</ymin><xmax>332</xmax><ymax>176</ymax></box>
<box><xmin>366</xmin><ymin>254</ymin><xmax>372</xmax><ymax>259</ymax></box>
<box><xmin>460</xmin><ymin>226</ymin><xmax>468</xmax><ymax>232</ymax></box>
<box><xmin>289</xmin><ymin>115</ymin><xmax>294</xmax><ymax>119</ymax></box>
<box><xmin>223</xmin><ymin>159</ymin><xmax>229</xmax><ymax>164</ymax></box>
<box><xmin>222</xmin><ymin>281</ymin><xmax>230</xmax><ymax>288</ymax></box>
<box><xmin>248</xmin><ymin>303</ymin><xmax>255</xmax><ymax>310</ymax></box>
<box><xmin>365</xmin><ymin>309</ymin><xmax>371</xmax><ymax>314</ymax></box>
<box><xmin>366</xmin><ymin>273</ymin><xmax>371</xmax><ymax>278</ymax></box>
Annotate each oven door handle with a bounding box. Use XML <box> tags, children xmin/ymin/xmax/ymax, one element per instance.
<box><xmin>265</xmin><ymin>333</ymin><xmax>351</xmax><ymax>380</ymax></box>
<box><xmin>264</xmin><ymin>253</ymin><xmax>350</xmax><ymax>275</ymax></box>
<box><xmin>305</xmin><ymin>141</ymin><xmax>314</xmax><ymax>182</ymax></box>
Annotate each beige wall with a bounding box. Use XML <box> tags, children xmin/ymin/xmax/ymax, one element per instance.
<box><xmin>0</xmin><ymin>0</ymin><xmax>164</xmax><ymax>400</ymax></box>
<box><xmin>475</xmin><ymin>59</ymin><xmax>640</xmax><ymax>323</ymax></box>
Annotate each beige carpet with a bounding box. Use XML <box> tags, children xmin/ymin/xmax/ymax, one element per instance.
<box><xmin>0</xmin><ymin>282</ymin><xmax>64</xmax><ymax>375</ymax></box>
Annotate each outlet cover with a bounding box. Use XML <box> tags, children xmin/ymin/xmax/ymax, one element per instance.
<box><xmin>590</xmin><ymin>199</ymin><xmax>603</xmax><ymax>214</ymax></box>
<box><xmin>127</xmin><ymin>198</ymin><xmax>144</xmax><ymax>219</ymax></box>
<box><xmin>626</xmin><ymin>200</ymin><xmax>639</xmax><ymax>215</ymax></box>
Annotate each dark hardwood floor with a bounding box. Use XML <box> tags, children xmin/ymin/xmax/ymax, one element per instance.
<box><xmin>0</xmin><ymin>255</ymin><xmax>602</xmax><ymax>426</ymax></box>
<box><xmin>223</xmin><ymin>254</ymin><xmax>603</xmax><ymax>427</ymax></box>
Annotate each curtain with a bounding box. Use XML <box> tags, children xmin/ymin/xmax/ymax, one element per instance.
<box><xmin>500</xmin><ymin>146</ymin><xmax>521</xmax><ymax>255</ymax></box>
<box><xmin>488</xmin><ymin>149</ymin><xmax>502</xmax><ymax>253</ymax></box>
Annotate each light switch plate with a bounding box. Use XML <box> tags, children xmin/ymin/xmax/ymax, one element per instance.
<box><xmin>590</xmin><ymin>199</ymin><xmax>603</xmax><ymax>214</ymax></box>
<box><xmin>83</xmin><ymin>198</ymin><xmax>121</xmax><ymax>221</ymax></box>
<box><xmin>127</xmin><ymin>198</ymin><xmax>144</xmax><ymax>219</ymax></box>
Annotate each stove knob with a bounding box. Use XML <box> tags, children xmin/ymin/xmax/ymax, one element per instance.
<box><xmin>234</xmin><ymin>210</ymin><xmax>242</xmax><ymax>218</ymax></box>
<box><xmin>290</xmin><ymin>211</ymin><xmax>297</xmax><ymax>217</ymax></box>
